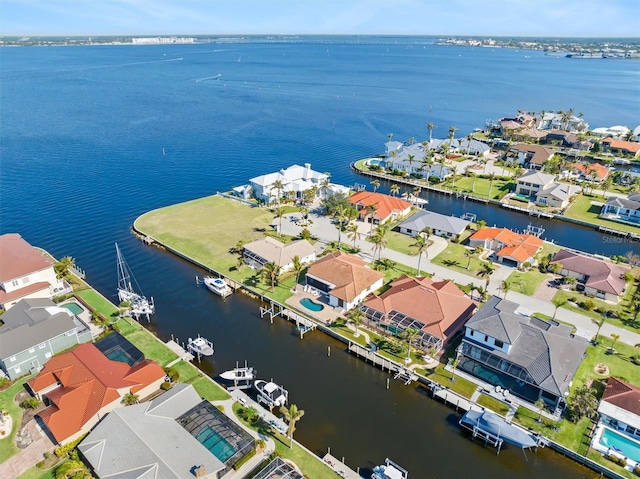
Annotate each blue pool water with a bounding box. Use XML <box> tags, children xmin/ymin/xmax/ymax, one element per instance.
<box><xmin>600</xmin><ymin>427</ymin><xmax>640</xmax><ymax>462</ymax></box>
<box><xmin>300</xmin><ymin>297</ymin><xmax>324</xmax><ymax>312</ymax></box>
<box><xmin>195</xmin><ymin>425</ymin><xmax>236</xmax><ymax>462</ymax></box>
<box><xmin>368</xmin><ymin>159</ymin><xmax>386</xmax><ymax>167</ymax></box>
<box><xmin>61</xmin><ymin>302</ymin><xmax>85</xmax><ymax>315</ymax></box>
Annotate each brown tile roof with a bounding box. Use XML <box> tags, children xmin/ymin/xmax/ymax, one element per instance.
<box><xmin>602</xmin><ymin>377</ymin><xmax>640</xmax><ymax>416</ymax></box>
<box><xmin>28</xmin><ymin>343</ymin><xmax>164</xmax><ymax>443</ymax></box>
<box><xmin>0</xmin><ymin>234</ymin><xmax>53</xmax><ymax>283</ymax></box>
<box><xmin>471</xmin><ymin>228</ymin><xmax>543</xmax><ymax>264</ymax></box>
<box><xmin>364</xmin><ymin>275</ymin><xmax>476</xmax><ymax>342</ymax></box>
<box><xmin>243</xmin><ymin>237</ymin><xmax>315</xmax><ymax>267</ymax></box>
<box><xmin>568</xmin><ymin>162</ymin><xmax>609</xmax><ymax>179</ymax></box>
<box><xmin>0</xmin><ymin>281</ymin><xmax>50</xmax><ymax>303</ymax></box>
<box><xmin>550</xmin><ymin>249</ymin><xmax>629</xmax><ymax>295</ymax></box>
<box><xmin>307</xmin><ymin>252</ymin><xmax>384</xmax><ymax>302</ymax></box>
<box><xmin>510</xmin><ymin>144</ymin><xmax>555</xmax><ymax>165</ymax></box>
<box><xmin>349</xmin><ymin>191</ymin><xmax>412</xmax><ymax>223</ymax></box>
<box><xmin>603</xmin><ymin>138</ymin><xmax>640</xmax><ymax>154</ymax></box>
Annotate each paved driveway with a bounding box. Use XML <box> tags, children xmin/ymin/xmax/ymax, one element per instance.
<box><xmin>0</xmin><ymin>419</ymin><xmax>55</xmax><ymax>479</ymax></box>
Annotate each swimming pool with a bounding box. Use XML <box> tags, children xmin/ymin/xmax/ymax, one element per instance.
<box><xmin>367</xmin><ymin>159</ymin><xmax>386</xmax><ymax>167</ymax></box>
<box><xmin>61</xmin><ymin>302</ymin><xmax>85</xmax><ymax>315</ymax></box>
<box><xmin>196</xmin><ymin>425</ymin><xmax>237</xmax><ymax>462</ymax></box>
<box><xmin>599</xmin><ymin>427</ymin><xmax>640</xmax><ymax>462</ymax></box>
<box><xmin>300</xmin><ymin>297</ymin><xmax>324</xmax><ymax>312</ymax></box>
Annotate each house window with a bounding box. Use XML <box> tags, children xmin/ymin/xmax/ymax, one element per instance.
<box><xmin>494</xmin><ymin>339</ymin><xmax>504</xmax><ymax>348</ymax></box>
<box><xmin>66</xmin><ymin>330</ymin><xmax>75</xmax><ymax>337</ymax></box>
<box><xmin>484</xmin><ymin>335</ymin><xmax>489</xmax><ymax>342</ymax></box>
<box><xmin>9</xmin><ymin>356</ymin><xmax>16</xmax><ymax>363</ymax></box>
<box><xmin>14</xmin><ymin>366</ymin><xmax>21</xmax><ymax>374</ymax></box>
<box><xmin>29</xmin><ymin>348</ymin><xmax>35</xmax><ymax>354</ymax></box>
<box><xmin>39</xmin><ymin>343</ymin><xmax>46</xmax><ymax>349</ymax></box>
<box><xmin>11</xmin><ymin>280</ymin><xmax>19</xmax><ymax>287</ymax></box>
<box><xmin>45</xmin><ymin>352</ymin><xmax>52</xmax><ymax>359</ymax></box>
<box><xmin>469</xmin><ymin>330</ymin><xmax>474</xmax><ymax>337</ymax></box>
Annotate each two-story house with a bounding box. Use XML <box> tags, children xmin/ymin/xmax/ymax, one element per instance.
<box><xmin>515</xmin><ymin>170</ymin><xmax>579</xmax><ymax>209</ymax></box>
<box><xmin>458</xmin><ymin>296</ymin><xmax>588</xmax><ymax>408</ymax></box>
<box><xmin>0</xmin><ymin>298</ymin><xmax>93</xmax><ymax>380</ymax></box>
<box><xmin>249</xmin><ymin>163</ymin><xmax>328</xmax><ymax>204</ymax></box>
<box><xmin>0</xmin><ymin>233</ymin><xmax>72</xmax><ymax>311</ymax></box>
<box><xmin>349</xmin><ymin>191</ymin><xmax>412</xmax><ymax>226</ymax></box>
<box><xmin>600</xmin><ymin>193</ymin><xmax>640</xmax><ymax>225</ymax></box>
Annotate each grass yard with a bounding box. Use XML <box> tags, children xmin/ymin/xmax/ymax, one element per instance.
<box><xmin>0</xmin><ymin>376</ymin><xmax>34</xmax><ymax>463</ymax></box>
<box><xmin>506</xmin><ymin>269</ymin><xmax>550</xmax><ymax>295</ymax></box>
<box><xmin>232</xmin><ymin>403</ymin><xmax>342</xmax><ymax>478</ymax></box>
<box><xmin>117</xmin><ymin>325</ymin><xmax>179</xmax><ymax>367</ymax></box>
<box><xmin>572</xmin><ymin>342</ymin><xmax>640</xmax><ymax>390</ymax></box>
<box><xmin>431</xmin><ymin>242</ymin><xmax>493</xmax><ymax>278</ymax></box>
<box><xmin>17</xmin><ymin>466</ymin><xmax>58</xmax><ymax>479</ymax></box>
<box><xmin>74</xmin><ymin>289</ymin><xmax>120</xmax><ymax>320</ymax></box>
<box><xmin>380</xmin><ymin>230</ymin><xmax>423</xmax><ymax>256</ymax></box>
<box><xmin>563</xmin><ymin>194</ymin><xmax>640</xmax><ymax>234</ymax></box>
<box><xmin>476</xmin><ymin>394</ymin><xmax>510</xmax><ymax>416</ymax></box>
<box><xmin>446</xmin><ymin>176</ymin><xmax>515</xmax><ymax>201</ymax></box>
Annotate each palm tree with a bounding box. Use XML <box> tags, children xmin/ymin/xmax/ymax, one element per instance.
<box><xmin>591</xmin><ymin>315</ymin><xmax>605</xmax><ymax>344</ymax></box>
<box><xmin>262</xmin><ymin>262</ymin><xmax>281</xmax><ymax>291</ymax></box>
<box><xmin>610</xmin><ymin>333</ymin><xmax>620</xmax><ymax>350</ymax></box>
<box><xmin>390</xmin><ymin>183</ymin><xmax>400</xmax><ymax>196</ymax></box>
<box><xmin>535</xmin><ymin>398</ymin><xmax>546</xmax><ymax>423</ymax></box>
<box><xmin>411</xmin><ymin>234</ymin><xmax>428</xmax><ymax>277</ymax></box>
<box><xmin>403</xmin><ymin>327</ymin><xmax>419</xmax><ymax>362</ymax></box>
<box><xmin>123</xmin><ymin>392</ymin><xmax>139</xmax><ymax>406</ymax></box>
<box><xmin>448</xmin><ymin>125</ymin><xmax>459</xmax><ymax>150</ymax></box>
<box><xmin>367</xmin><ymin>204</ymin><xmax>378</xmax><ymax>235</ymax></box>
<box><xmin>333</xmin><ymin>204</ymin><xmax>348</xmax><ymax>250</ymax></box>
<box><xmin>346</xmin><ymin>222</ymin><xmax>359</xmax><ymax>249</ymax></box>
<box><xmin>370</xmin><ymin>225</ymin><xmax>388</xmax><ymax>260</ymax></box>
<box><xmin>271</xmin><ymin>179</ymin><xmax>284</xmax><ymax>206</ymax></box>
<box><xmin>274</xmin><ymin>206</ymin><xmax>285</xmax><ymax>234</ymax></box>
<box><xmin>487</xmin><ymin>173</ymin><xmax>496</xmax><ymax>199</ymax></box>
<box><xmin>413</xmin><ymin>185</ymin><xmax>422</xmax><ymax>197</ymax></box>
<box><xmin>499</xmin><ymin>280</ymin><xmax>511</xmax><ymax>299</ymax></box>
<box><xmin>54</xmin><ymin>256</ymin><xmax>75</xmax><ymax>279</ymax></box>
<box><xmin>279</xmin><ymin>403</ymin><xmax>305</xmax><ymax>448</ymax></box>
<box><xmin>291</xmin><ymin>255</ymin><xmax>303</xmax><ymax>287</ymax></box>
<box><xmin>370</xmin><ymin>179</ymin><xmax>380</xmax><ymax>192</ymax></box>
<box><xmin>552</xmin><ymin>297</ymin><xmax>567</xmax><ymax>320</ymax></box>
<box><xmin>477</xmin><ymin>262</ymin><xmax>495</xmax><ymax>289</ymax></box>
<box><xmin>407</xmin><ymin>154</ymin><xmax>416</xmax><ymax>174</ymax></box>
<box><xmin>464</xmin><ymin>248</ymin><xmax>475</xmax><ymax>269</ymax></box>
<box><xmin>420</xmin><ymin>227</ymin><xmax>432</xmax><ymax>257</ymax></box>
<box><xmin>426</xmin><ymin>122</ymin><xmax>436</xmax><ymax>142</ymax></box>
<box><xmin>347</xmin><ymin>307</ymin><xmax>364</xmax><ymax>336</ymax></box>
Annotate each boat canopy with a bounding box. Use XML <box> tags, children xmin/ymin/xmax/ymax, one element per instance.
<box><xmin>461</xmin><ymin>409</ymin><xmax>538</xmax><ymax>449</ymax></box>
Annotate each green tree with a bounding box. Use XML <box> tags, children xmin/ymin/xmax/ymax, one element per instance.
<box><xmin>535</xmin><ymin>398</ymin><xmax>546</xmax><ymax>423</ymax></box>
<box><xmin>333</xmin><ymin>204</ymin><xmax>350</xmax><ymax>250</ymax></box>
<box><xmin>367</xmin><ymin>204</ymin><xmax>378</xmax><ymax>235</ymax></box>
<box><xmin>487</xmin><ymin>173</ymin><xmax>496</xmax><ymax>199</ymax></box>
<box><xmin>347</xmin><ymin>307</ymin><xmax>364</xmax><ymax>336</ymax></box>
<box><xmin>346</xmin><ymin>222</ymin><xmax>359</xmax><ymax>249</ymax></box>
<box><xmin>390</xmin><ymin>183</ymin><xmax>400</xmax><ymax>196</ymax></box>
<box><xmin>411</xmin><ymin>234</ymin><xmax>429</xmax><ymax>277</ymax></box>
<box><xmin>291</xmin><ymin>255</ymin><xmax>303</xmax><ymax>287</ymax></box>
<box><xmin>279</xmin><ymin>404</ymin><xmax>305</xmax><ymax>448</ymax></box>
<box><xmin>426</xmin><ymin>122</ymin><xmax>436</xmax><ymax>142</ymax></box>
<box><xmin>321</xmin><ymin>191</ymin><xmax>351</xmax><ymax>216</ymax></box>
<box><xmin>274</xmin><ymin>206</ymin><xmax>285</xmax><ymax>235</ymax></box>
<box><xmin>464</xmin><ymin>248</ymin><xmax>475</xmax><ymax>269</ymax></box>
<box><xmin>610</xmin><ymin>333</ymin><xmax>620</xmax><ymax>350</ymax></box>
<box><xmin>403</xmin><ymin>327</ymin><xmax>419</xmax><ymax>362</ymax></box>
<box><xmin>552</xmin><ymin>297</ymin><xmax>567</xmax><ymax>320</ymax></box>
<box><xmin>54</xmin><ymin>256</ymin><xmax>75</xmax><ymax>280</ymax></box>
<box><xmin>499</xmin><ymin>280</ymin><xmax>511</xmax><ymax>299</ymax></box>
<box><xmin>477</xmin><ymin>262</ymin><xmax>495</xmax><ymax>289</ymax></box>
<box><xmin>271</xmin><ymin>179</ymin><xmax>284</xmax><ymax>206</ymax></box>
<box><xmin>262</xmin><ymin>262</ymin><xmax>281</xmax><ymax>291</ymax></box>
<box><xmin>370</xmin><ymin>179</ymin><xmax>380</xmax><ymax>192</ymax></box>
<box><xmin>55</xmin><ymin>459</ymin><xmax>91</xmax><ymax>479</ymax></box>
<box><xmin>567</xmin><ymin>385</ymin><xmax>598</xmax><ymax>423</ymax></box>
<box><xmin>122</xmin><ymin>392</ymin><xmax>139</xmax><ymax>406</ymax></box>
<box><xmin>370</xmin><ymin>225</ymin><xmax>388</xmax><ymax>260</ymax></box>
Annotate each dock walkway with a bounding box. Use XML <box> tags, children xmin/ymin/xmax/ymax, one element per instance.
<box><xmin>165</xmin><ymin>339</ymin><xmax>194</xmax><ymax>364</ymax></box>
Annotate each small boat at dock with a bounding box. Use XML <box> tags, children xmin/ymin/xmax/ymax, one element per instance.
<box><xmin>115</xmin><ymin>243</ymin><xmax>154</xmax><ymax>319</ymax></box>
<box><xmin>187</xmin><ymin>337</ymin><xmax>214</xmax><ymax>356</ymax></box>
<box><xmin>220</xmin><ymin>365</ymin><xmax>256</xmax><ymax>382</ymax></box>
<box><xmin>372</xmin><ymin>458</ymin><xmax>408</xmax><ymax>479</ymax></box>
<box><xmin>254</xmin><ymin>379</ymin><xmax>288</xmax><ymax>408</ymax></box>
<box><xmin>203</xmin><ymin>276</ymin><xmax>233</xmax><ymax>297</ymax></box>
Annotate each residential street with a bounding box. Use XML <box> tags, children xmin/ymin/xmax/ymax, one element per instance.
<box><xmin>278</xmin><ymin>208</ymin><xmax>640</xmax><ymax>347</ymax></box>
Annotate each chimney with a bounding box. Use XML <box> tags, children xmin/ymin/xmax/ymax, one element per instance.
<box><xmin>304</xmin><ymin>163</ymin><xmax>311</xmax><ymax>171</ymax></box>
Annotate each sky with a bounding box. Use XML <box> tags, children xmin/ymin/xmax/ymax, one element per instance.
<box><xmin>1</xmin><ymin>0</ymin><xmax>639</xmax><ymax>37</ymax></box>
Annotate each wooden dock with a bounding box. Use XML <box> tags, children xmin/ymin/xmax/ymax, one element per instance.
<box><xmin>165</xmin><ymin>339</ymin><xmax>194</xmax><ymax>362</ymax></box>
<box><xmin>321</xmin><ymin>453</ymin><xmax>362</xmax><ymax>479</ymax></box>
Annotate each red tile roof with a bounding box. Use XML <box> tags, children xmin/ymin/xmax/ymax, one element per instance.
<box><xmin>28</xmin><ymin>343</ymin><xmax>164</xmax><ymax>443</ymax></box>
<box><xmin>307</xmin><ymin>252</ymin><xmax>384</xmax><ymax>302</ymax></box>
<box><xmin>364</xmin><ymin>275</ymin><xmax>476</xmax><ymax>342</ymax></box>
<box><xmin>568</xmin><ymin>162</ymin><xmax>609</xmax><ymax>179</ymax></box>
<box><xmin>349</xmin><ymin>191</ymin><xmax>412</xmax><ymax>223</ymax></box>
<box><xmin>0</xmin><ymin>281</ymin><xmax>50</xmax><ymax>303</ymax></box>
<box><xmin>602</xmin><ymin>377</ymin><xmax>640</xmax><ymax>416</ymax></box>
<box><xmin>0</xmin><ymin>234</ymin><xmax>53</xmax><ymax>283</ymax></box>
<box><xmin>471</xmin><ymin>228</ymin><xmax>543</xmax><ymax>264</ymax></box>
<box><xmin>602</xmin><ymin>138</ymin><xmax>640</xmax><ymax>154</ymax></box>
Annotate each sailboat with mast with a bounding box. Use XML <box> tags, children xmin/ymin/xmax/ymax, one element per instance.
<box><xmin>115</xmin><ymin>243</ymin><xmax>155</xmax><ymax>320</ymax></box>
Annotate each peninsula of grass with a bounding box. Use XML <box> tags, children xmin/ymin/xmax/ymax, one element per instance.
<box><xmin>563</xmin><ymin>193</ymin><xmax>640</xmax><ymax>234</ymax></box>
<box><xmin>431</xmin><ymin>243</ymin><xmax>493</xmax><ymax>278</ymax></box>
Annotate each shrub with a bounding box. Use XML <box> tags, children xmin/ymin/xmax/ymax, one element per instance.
<box><xmin>633</xmin><ymin>464</ymin><xmax>640</xmax><ymax>476</ymax></box>
<box><xmin>233</xmin><ymin>448</ymin><xmax>256</xmax><ymax>470</ymax></box>
<box><xmin>630</xmin><ymin>356</ymin><xmax>640</xmax><ymax>366</ymax></box>
<box><xmin>606</xmin><ymin>453</ymin><xmax>627</xmax><ymax>467</ymax></box>
<box><xmin>583</xmin><ymin>299</ymin><xmax>596</xmax><ymax>311</ymax></box>
<box><xmin>160</xmin><ymin>381</ymin><xmax>172</xmax><ymax>391</ymax></box>
<box><xmin>54</xmin><ymin>434</ymin><xmax>87</xmax><ymax>457</ymax></box>
<box><xmin>19</xmin><ymin>397</ymin><xmax>40</xmax><ymax>409</ymax></box>
<box><xmin>164</xmin><ymin>367</ymin><xmax>179</xmax><ymax>383</ymax></box>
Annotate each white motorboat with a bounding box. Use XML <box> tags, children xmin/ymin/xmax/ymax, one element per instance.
<box><xmin>254</xmin><ymin>379</ymin><xmax>288</xmax><ymax>408</ymax></box>
<box><xmin>203</xmin><ymin>276</ymin><xmax>233</xmax><ymax>297</ymax></box>
<box><xmin>220</xmin><ymin>366</ymin><xmax>256</xmax><ymax>382</ymax></box>
<box><xmin>116</xmin><ymin>243</ymin><xmax>154</xmax><ymax>318</ymax></box>
<box><xmin>372</xmin><ymin>458</ymin><xmax>408</xmax><ymax>479</ymax></box>
<box><xmin>187</xmin><ymin>337</ymin><xmax>214</xmax><ymax>356</ymax></box>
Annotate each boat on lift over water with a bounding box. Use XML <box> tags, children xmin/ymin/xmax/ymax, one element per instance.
<box><xmin>187</xmin><ymin>337</ymin><xmax>214</xmax><ymax>357</ymax></box>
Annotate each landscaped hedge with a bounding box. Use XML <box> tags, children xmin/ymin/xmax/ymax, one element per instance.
<box><xmin>232</xmin><ymin>448</ymin><xmax>256</xmax><ymax>470</ymax></box>
<box><xmin>54</xmin><ymin>434</ymin><xmax>87</xmax><ymax>457</ymax></box>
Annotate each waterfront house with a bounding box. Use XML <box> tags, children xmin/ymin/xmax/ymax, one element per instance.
<box><xmin>0</xmin><ymin>298</ymin><xmax>93</xmax><ymax>380</ymax></box>
<box><xmin>459</xmin><ymin>296</ymin><xmax>588</xmax><ymax>408</ymax></box>
<box><xmin>0</xmin><ymin>233</ymin><xmax>72</xmax><ymax>311</ymax></box>
<box><xmin>249</xmin><ymin>163</ymin><xmax>328</xmax><ymax>203</ymax></box>
<box><xmin>398</xmin><ymin>209</ymin><xmax>470</xmax><ymax>239</ymax></box>
<box><xmin>602</xmin><ymin>138</ymin><xmax>640</xmax><ymax>158</ymax></box>
<box><xmin>595</xmin><ymin>378</ymin><xmax>640</xmax><ymax>454</ymax></box>
<box><xmin>242</xmin><ymin>237</ymin><xmax>315</xmax><ymax>272</ymax></box>
<box><xmin>515</xmin><ymin>170</ymin><xmax>579</xmax><ymax>208</ymax></box>
<box><xmin>78</xmin><ymin>384</ymin><xmax>255</xmax><ymax>479</ymax></box>
<box><xmin>27</xmin><ymin>342</ymin><xmax>165</xmax><ymax>445</ymax></box>
<box><xmin>600</xmin><ymin>193</ymin><xmax>640</xmax><ymax>224</ymax></box>
<box><xmin>510</xmin><ymin>144</ymin><xmax>555</xmax><ymax>170</ymax></box>
<box><xmin>469</xmin><ymin>227</ymin><xmax>543</xmax><ymax>268</ymax></box>
<box><xmin>305</xmin><ymin>252</ymin><xmax>384</xmax><ymax>311</ymax></box>
<box><xmin>591</xmin><ymin>125</ymin><xmax>632</xmax><ymax>139</ymax></box>
<box><xmin>541</xmin><ymin>130</ymin><xmax>581</xmax><ymax>148</ymax></box>
<box><xmin>549</xmin><ymin>249</ymin><xmax>629</xmax><ymax>302</ymax></box>
<box><xmin>349</xmin><ymin>191</ymin><xmax>412</xmax><ymax>226</ymax></box>
<box><xmin>360</xmin><ymin>275</ymin><xmax>477</xmax><ymax>352</ymax></box>
<box><xmin>562</xmin><ymin>162</ymin><xmax>610</xmax><ymax>182</ymax></box>
<box><xmin>537</xmin><ymin>112</ymin><xmax>589</xmax><ymax>132</ymax></box>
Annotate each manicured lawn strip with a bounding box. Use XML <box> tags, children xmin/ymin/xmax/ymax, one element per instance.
<box><xmin>553</xmin><ymin>288</ymin><xmax>640</xmax><ymax>334</ymax></box>
<box><xmin>74</xmin><ymin>289</ymin><xmax>119</xmax><ymax>320</ymax></box>
<box><xmin>232</xmin><ymin>403</ymin><xmax>341</xmax><ymax>478</ymax></box>
<box><xmin>572</xmin><ymin>342</ymin><xmax>640</xmax><ymax>391</ymax></box>
<box><xmin>377</xmin><ymin>230</ymin><xmax>421</xmax><ymax>256</ymax></box>
<box><xmin>564</xmin><ymin>194</ymin><xmax>640</xmax><ymax>234</ymax></box>
<box><xmin>444</xmin><ymin>176</ymin><xmax>515</xmax><ymax>201</ymax></box>
<box><xmin>0</xmin><ymin>376</ymin><xmax>34</xmax><ymax>463</ymax></box>
<box><xmin>431</xmin><ymin>243</ymin><xmax>493</xmax><ymax>277</ymax></box>
<box><xmin>507</xmin><ymin>270</ymin><xmax>549</xmax><ymax>295</ymax></box>
<box><xmin>191</xmin><ymin>376</ymin><xmax>231</xmax><ymax>402</ymax></box>
<box><xmin>586</xmin><ymin>450</ymin><xmax>634</xmax><ymax>479</ymax></box>
<box><xmin>122</xmin><ymin>329</ymin><xmax>178</xmax><ymax>367</ymax></box>
<box><xmin>328</xmin><ymin>324</ymin><xmax>368</xmax><ymax>347</ymax></box>
<box><xmin>476</xmin><ymin>394</ymin><xmax>510</xmax><ymax>416</ymax></box>
<box><xmin>170</xmin><ymin>360</ymin><xmax>200</xmax><ymax>382</ymax></box>
<box><xmin>16</xmin><ymin>465</ymin><xmax>58</xmax><ymax>479</ymax></box>
<box><xmin>513</xmin><ymin>407</ymin><xmax>593</xmax><ymax>452</ymax></box>
<box><xmin>420</xmin><ymin>365</ymin><xmax>478</xmax><ymax>398</ymax></box>
<box><xmin>537</xmin><ymin>241</ymin><xmax>560</xmax><ymax>261</ymax></box>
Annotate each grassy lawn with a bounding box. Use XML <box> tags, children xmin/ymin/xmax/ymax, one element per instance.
<box><xmin>191</xmin><ymin>376</ymin><xmax>231</xmax><ymax>401</ymax></box>
<box><xmin>232</xmin><ymin>402</ymin><xmax>341</xmax><ymax>478</ymax></box>
<box><xmin>17</xmin><ymin>465</ymin><xmax>58</xmax><ymax>479</ymax></box>
<box><xmin>476</xmin><ymin>394</ymin><xmax>510</xmax><ymax>416</ymax></box>
<box><xmin>572</xmin><ymin>342</ymin><xmax>640</xmax><ymax>390</ymax></box>
<box><xmin>0</xmin><ymin>376</ymin><xmax>34</xmax><ymax>463</ymax></box>
<box><xmin>419</xmin><ymin>364</ymin><xmax>478</xmax><ymax>398</ymax></box>
<box><xmin>446</xmin><ymin>176</ymin><xmax>515</xmax><ymax>201</ymax></box>
<box><xmin>506</xmin><ymin>269</ymin><xmax>549</xmax><ymax>295</ymax></box>
<box><xmin>586</xmin><ymin>450</ymin><xmax>635</xmax><ymax>479</ymax></box>
<box><xmin>74</xmin><ymin>289</ymin><xmax>120</xmax><ymax>320</ymax></box>
<box><xmin>563</xmin><ymin>193</ymin><xmax>640</xmax><ymax>234</ymax></box>
<box><xmin>118</xmin><ymin>327</ymin><xmax>179</xmax><ymax>367</ymax></box>
<box><xmin>553</xmin><ymin>286</ymin><xmax>640</xmax><ymax>334</ymax></box>
<box><xmin>431</xmin><ymin>242</ymin><xmax>493</xmax><ymax>278</ymax></box>
<box><xmin>380</xmin><ymin>230</ymin><xmax>422</xmax><ymax>256</ymax></box>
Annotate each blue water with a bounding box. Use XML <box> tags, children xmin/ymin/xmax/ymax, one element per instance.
<box><xmin>195</xmin><ymin>425</ymin><xmax>236</xmax><ymax>463</ymax></box>
<box><xmin>300</xmin><ymin>297</ymin><xmax>324</xmax><ymax>312</ymax></box>
<box><xmin>600</xmin><ymin>427</ymin><xmax>640</xmax><ymax>462</ymax></box>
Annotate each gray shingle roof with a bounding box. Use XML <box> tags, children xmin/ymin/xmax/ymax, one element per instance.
<box><xmin>466</xmin><ymin>296</ymin><xmax>587</xmax><ymax>396</ymax></box>
<box><xmin>604</xmin><ymin>195</ymin><xmax>640</xmax><ymax>212</ymax></box>
<box><xmin>398</xmin><ymin>210</ymin><xmax>470</xmax><ymax>236</ymax></box>
<box><xmin>0</xmin><ymin>298</ymin><xmax>79</xmax><ymax>359</ymax></box>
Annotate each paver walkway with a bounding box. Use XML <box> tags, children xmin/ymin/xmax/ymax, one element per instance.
<box><xmin>0</xmin><ymin>420</ymin><xmax>55</xmax><ymax>479</ymax></box>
